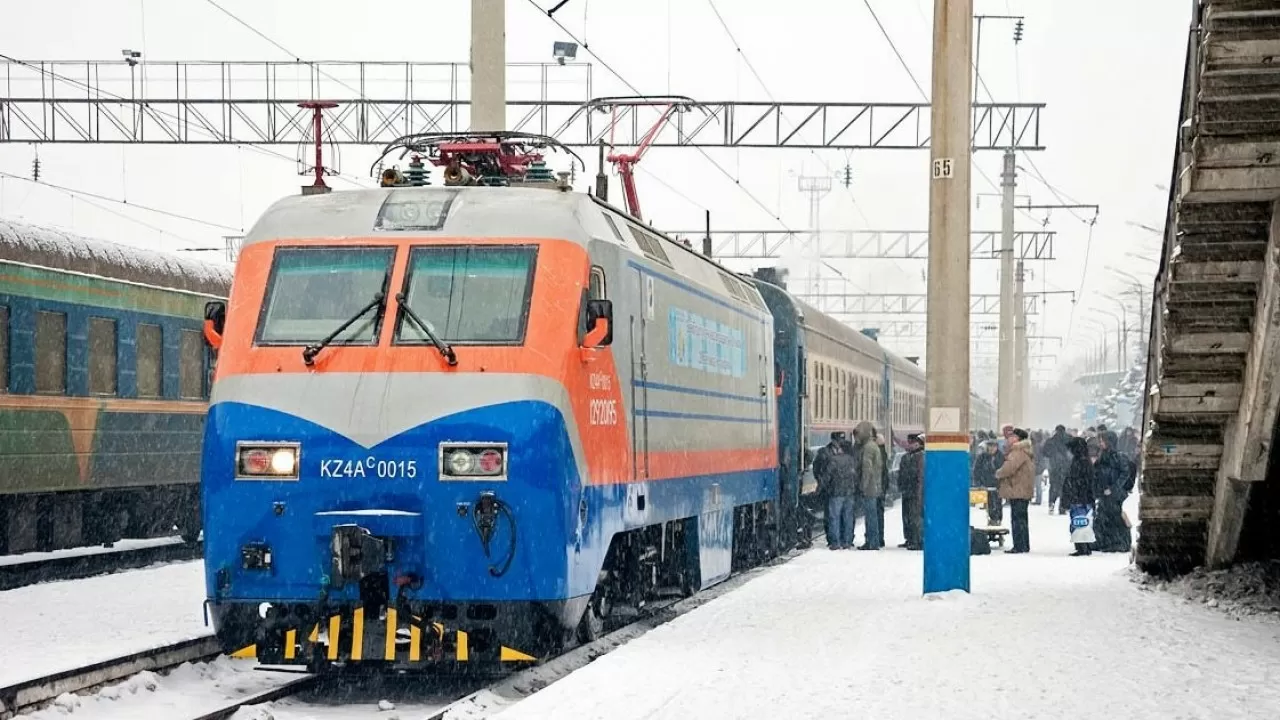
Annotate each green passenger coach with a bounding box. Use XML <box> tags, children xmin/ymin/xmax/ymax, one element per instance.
<box><xmin>0</xmin><ymin>219</ymin><xmax>232</xmax><ymax>554</ymax></box>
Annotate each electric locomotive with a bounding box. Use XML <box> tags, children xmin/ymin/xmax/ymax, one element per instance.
<box><xmin>201</xmin><ymin>133</ymin><xmax>783</xmax><ymax>669</ymax></box>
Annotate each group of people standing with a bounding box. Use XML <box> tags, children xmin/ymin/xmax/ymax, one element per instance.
<box><xmin>973</xmin><ymin>424</ymin><xmax>1138</xmax><ymax>556</ymax></box>
<box><xmin>812</xmin><ymin>421</ymin><xmax>889</xmax><ymax>550</ymax></box>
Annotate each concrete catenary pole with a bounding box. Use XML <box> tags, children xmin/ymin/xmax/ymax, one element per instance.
<box><xmin>1013</xmin><ymin>256</ymin><xmax>1026</xmax><ymax>424</ymax></box>
<box><xmin>470</xmin><ymin>0</ymin><xmax>506</xmax><ymax>131</ymax></box>
<box><xmin>997</xmin><ymin>149</ymin><xmax>1017</xmax><ymax>426</ymax></box>
<box><xmin>923</xmin><ymin>0</ymin><xmax>974</xmax><ymax>595</ymax></box>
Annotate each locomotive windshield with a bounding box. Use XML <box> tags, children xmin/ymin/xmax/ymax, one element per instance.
<box><xmin>395</xmin><ymin>245</ymin><xmax>537</xmax><ymax>345</ymax></box>
<box><xmin>256</xmin><ymin>246</ymin><xmax>394</xmax><ymax>345</ymax></box>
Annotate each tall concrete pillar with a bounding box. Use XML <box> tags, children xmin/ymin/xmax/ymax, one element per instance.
<box><xmin>923</xmin><ymin>0</ymin><xmax>974</xmax><ymax>595</ymax></box>
<box><xmin>470</xmin><ymin>0</ymin><xmax>506</xmax><ymax>131</ymax></box>
<box><xmin>997</xmin><ymin>149</ymin><xmax>1017</xmax><ymax>426</ymax></box>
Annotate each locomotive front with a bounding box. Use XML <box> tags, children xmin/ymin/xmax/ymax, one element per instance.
<box><xmin>201</xmin><ymin>175</ymin><xmax>618</xmax><ymax>668</ymax></box>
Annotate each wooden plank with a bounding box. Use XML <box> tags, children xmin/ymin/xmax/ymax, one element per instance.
<box><xmin>1155</xmin><ymin>396</ymin><xmax>1241</xmax><ymax>415</ymax></box>
<box><xmin>1169</xmin><ymin>332</ymin><xmax>1253</xmax><ymax>355</ymax></box>
<box><xmin>1160</xmin><ymin>382</ymin><xmax>1242</xmax><ymax>399</ymax></box>
<box><xmin>1171</xmin><ymin>260</ymin><xmax>1263</xmax><ymax>283</ymax></box>
<box><xmin>1140</xmin><ymin>495</ymin><xmax>1215</xmax><ymax>522</ymax></box>
<box><xmin>1144</xmin><ymin>443</ymin><xmax>1225</xmax><ymax>470</ymax></box>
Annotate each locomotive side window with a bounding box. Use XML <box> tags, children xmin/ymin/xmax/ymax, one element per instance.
<box><xmin>0</xmin><ymin>306</ymin><xmax>8</xmax><ymax>392</ymax></box>
<box><xmin>179</xmin><ymin>330</ymin><xmax>205</xmax><ymax>399</ymax></box>
<box><xmin>136</xmin><ymin>324</ymin><xmax>163</xmax><ymax>398</ymax></box>
<box><xmin>396</xmin><ymin>245</ymin><xmax>537</xmax><ymax>345</ymax></box>
<box><xmin>35</xmin><ymin>310</ymin><xmax>67</xmax><ymax>394</ymax></box>
<box><xmin>88</xmin><ymin>317</ymin><xmax>118</xmax><ymax>396</ymax></box>
<box><xmin>257</xmin><ymin>246</ymin><xmax>395</xmax><ymax>345</ymax></box>
<box><xmin>589</xmin><ymin>266</ymin><xmax>607</xmax><ymax>300</ymax></box>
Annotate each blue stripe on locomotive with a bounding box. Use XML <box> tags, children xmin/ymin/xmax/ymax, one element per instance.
<box><xmin>0</xmin><ymin>293</ymin><xmax>207</xmax><ymax>400</ymax></box>
<box><xmin>201</xmin><ymin>400</ymin><xmax>776</xmax><ymax>605</ymax></box>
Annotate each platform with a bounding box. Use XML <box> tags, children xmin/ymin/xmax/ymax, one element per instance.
<box><xmin>487</xmin><ymin>502</ymin><xmax>1280</xmax><ymax>719</ymax></box>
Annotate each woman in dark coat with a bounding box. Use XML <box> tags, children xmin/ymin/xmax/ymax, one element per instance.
<box><xmin>1060</xmin><ymin>436</ymin><xmax>1097</xmax><ymax>556</ymax></box>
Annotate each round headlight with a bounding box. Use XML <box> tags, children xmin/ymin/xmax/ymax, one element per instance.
<box><xmin>447</xmin><ymin>449</ymin><xmax>475</xmax><ymax>475</ymax></box>
<box><xmin>270</xmin><ymin>448</ymin><xmax>296</xmax><ymax>475</ymax></box>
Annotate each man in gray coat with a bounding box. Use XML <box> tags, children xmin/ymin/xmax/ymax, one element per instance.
<box><xmin>855</xmin><ymin>421</ymin><xmax>885</xmax><ymax>550</ymax></box>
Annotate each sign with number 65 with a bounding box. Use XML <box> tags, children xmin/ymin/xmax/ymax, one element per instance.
<box><xmin>932</xmin><ymin>158</ymin><xmax>954</xmax><ymax>179</ymax></box>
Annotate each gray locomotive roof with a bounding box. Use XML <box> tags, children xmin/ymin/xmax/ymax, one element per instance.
<box><xmin>0</xmin><ymin>218</ymin><xmax>234</xmax><ymax>296</ymax></box>
<box><xmin>244</xmin><ymin>186</ymin><xmax>591</xmax><ymax>246</ymax></box>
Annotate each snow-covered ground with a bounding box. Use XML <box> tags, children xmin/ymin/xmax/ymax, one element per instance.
<box><xmin>0</xmin><ymin>560</ymin><xmax>207</xmax><ymax>687</ymax></box>
<box><xmin>0</xmin><ymin>536</ymin><xmax>183</xmax><ymax>567</ymax></box>
<box><xmin>480</xmin><ymin>500</ymin><xmax>1280</xmax><ymax>720</ymax></box>
<box><xmin>1149</xmin><ymin>559</ymin><xmax>1280</xmax><ymax>619</ymax></box>
<box><xmin>22</xmin><ymin>657</ymin><xmax>287</xmax><ymax>720</ymax></box>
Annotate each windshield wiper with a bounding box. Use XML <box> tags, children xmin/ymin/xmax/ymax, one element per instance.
<box><xmin>395</xmin><ymin>292</ymin><xmax>458</xmax><ymax>366</ymax></box>
<box><xmin>302</xmin><ymin>293</ymin><xmax>385</xmax><ymax>366</ymax></box>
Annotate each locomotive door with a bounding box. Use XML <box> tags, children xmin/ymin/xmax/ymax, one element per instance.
<box><xmin>629</xmin><ymin>270</ymin><xmax>652</xmax><ymax>480</ymax></box>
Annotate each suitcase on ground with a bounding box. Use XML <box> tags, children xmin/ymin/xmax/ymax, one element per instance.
<box><xmin>969</xmin><ymin>527</ymin><xmax>991</xmax><ymax>555</ymax></box>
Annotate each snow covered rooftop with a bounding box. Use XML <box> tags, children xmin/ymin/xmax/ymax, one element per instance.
<box><xmin>0</xmin><ymin>218</ymin><xmax>234</xmax><ymax>297</ymax></box>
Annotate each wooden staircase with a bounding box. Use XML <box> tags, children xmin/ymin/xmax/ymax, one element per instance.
<box><xmin>1138</xmin><ymin>0</ymin><xmax>1280</xmax><ymax>574</ymax></box>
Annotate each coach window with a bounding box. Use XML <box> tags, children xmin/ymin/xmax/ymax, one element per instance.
<box><xmin>0</xmin><ymin>306</ymin><xmax>8</xmax><ymax>392</ymax></box>
<box><xmin>589</xmin><ymin>266</ymin><xmax>607</xmax><ymax>300</ymax></box>
<box><xmin>179</xmin><ymin>330</ymin><xmax>205</xmax><ymax>399</ymax></box>
<box><xmin>88</xmin><ymin>317</ymin><xmax>118</xmax><ymax>396</ymax></box>
<box><xmin>35</xmin><ymin>310</ymin><xmax>66</xmax><ymax>394</ymax></box>
<box><xmin>136</xmin><ymin>324</ymin><xmax>163</xmax><ymax>398</ymax></box>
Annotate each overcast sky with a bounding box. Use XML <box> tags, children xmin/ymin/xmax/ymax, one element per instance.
<box><xmin>0</xmin><ymin>0</ymin><xmax>1190</xmax><ymax>400</ymax></box>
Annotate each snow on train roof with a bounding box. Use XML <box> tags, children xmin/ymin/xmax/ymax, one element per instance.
<box><xmin>0</xmin><ymin>218</ymin><xmax>233</xmax><ymax>296</ymax></box>
<box><xmin>244</xmin><ymin>186</ymin><xmax>591</xmax><ymax>246</ymax></box>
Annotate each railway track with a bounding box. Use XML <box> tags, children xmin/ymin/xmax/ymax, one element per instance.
<box><xmin>0</xmin><ymin>635</ymin><xmax>221</xmax><ymax>718</ymax></box>
<box><xmin>0</xmin><ymin>539</ymin><xmax>202</xmax><ymax>591</ymax></box>
<box><xmin>1</xmin><ymin>535</ymin><xmax>819</xmax><ymax>719</ymax></box>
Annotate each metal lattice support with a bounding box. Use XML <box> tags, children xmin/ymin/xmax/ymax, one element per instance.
<box><xmin>688</xmin><ymin>230</ymin><xmax>1056</xmax><ymax>260</ymax></box>
<box><xmin>0</xmin><ymin>60</ymin><xmax>1043</xmax><ymax>149</ymax></box>
<box><xmin>789</xmin><ymin>292</ymin><xmax>1040</xmax><ymax>315</ymax></box>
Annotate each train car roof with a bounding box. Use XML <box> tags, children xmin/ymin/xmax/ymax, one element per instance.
<box><xmin>0</xmin><ymin>218</ymin><xmax>233</xmax><ymax>296</ymax></box>
<box><xmin>245</xmin><ymin>186</ymin><xmax>772</xmax><ymax>318</ymax></box>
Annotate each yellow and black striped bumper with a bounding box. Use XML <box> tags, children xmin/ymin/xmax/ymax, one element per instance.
<box><xmin>229</xmin><ymin>607</ymin><xmax>538</xmax><ymax>667</ymax></box>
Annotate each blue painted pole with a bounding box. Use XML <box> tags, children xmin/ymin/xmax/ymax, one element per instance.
<box><xmin>923</xmin><ymin>441</ymin><xmax>971</xmax><ymax>593</ymax></box>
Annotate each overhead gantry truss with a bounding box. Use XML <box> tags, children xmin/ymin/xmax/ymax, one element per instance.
<box><xmin>687</xmin><ymin>230</ymin><xmax>1057</xmax><ymax>261</ymax></box>
<box><xmin>791</xmin><ymin>292</ymin><xmax>1040</xmax><ymax>316</ymax></box>
<box><xmin>860</xmin><ymin>321</ymin><xmax>1039</xmax><ymax>339</ymax></box>
<box><xmin>0</xmin><ymin>60</ymin><xmax>1045</xmax><ymax>149</ymax></box>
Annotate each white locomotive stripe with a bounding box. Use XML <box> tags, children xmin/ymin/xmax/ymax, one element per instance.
<box><xmin>210</xmin><ymin>372</ymin><xmax>588</xmax><ymax>473</ymax></box>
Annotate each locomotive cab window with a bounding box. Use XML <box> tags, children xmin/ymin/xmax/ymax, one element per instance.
<box><xmin>396</xmin><ymin>245</ymin><xmax>537</xmax><ymax>345</ymax></box>
<box><xmin>256</xmin><ymin>246</ymin><xmax>395</xmax><ymax>345</ymax></box>
<box><xmin>589</xmin><ymin>266</ymin><xmax>607</xmax><ymax>300</ymax></box>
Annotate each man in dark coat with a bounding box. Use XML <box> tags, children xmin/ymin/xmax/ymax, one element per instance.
<box><xmin>1041</xmin><ymin>425</ymin><xmax>1072</xmax><ymax>515</ymax></box>
<box><xmin>972</xmin><ymin>440</ymin><xmax>1004</xmax><ymax>525</ymax></box>
<box><xmin>873</xmin><ymin>429</ymin><xmax>889</xmax><ymax>549</ymax></box>
<box><xmin>1061</xmin><ymin>436</ymin><xmax>1097</xmax><ymax>556</ymax></box>
<box><xmin>897</xmin><ymin>434</ymin><xmax>925</xmax><ymax>550</ymax></box>
<box><xmin>813</xmin><ymin>432</ymin><xmax>858</xmax><ymax>549</ymax></box>
<box><xmin>1093</xmin><ymin>431</ymin><xmax>1133</xmax><ymax>553</ymax></box>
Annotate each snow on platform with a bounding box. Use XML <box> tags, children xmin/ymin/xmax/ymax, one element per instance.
<box><xmin>485</xmin><ymin>502</ymin><xmax>1280</xmax><ymax>720</ymax></box>
<box><xmin>0</xmin><ymin>536</ymin><xmax>182</xmax><ymax>567</ymax></box>
<box><xmin>0</xmin><ymin>561</ymin><xmax>207</xmax><ymax>687</ymax></box>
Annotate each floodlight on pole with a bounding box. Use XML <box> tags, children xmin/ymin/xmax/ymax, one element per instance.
<box><xmin>552</xmin><ymin>41</ymin><xmax>578</xmax><ymax>65</ymax></box>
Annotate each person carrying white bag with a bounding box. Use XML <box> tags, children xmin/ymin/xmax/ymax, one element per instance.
<box><xmin>1060</xmin><ymin>436</ymin><xmax>1097</xmax><ymax>557</ymax></box>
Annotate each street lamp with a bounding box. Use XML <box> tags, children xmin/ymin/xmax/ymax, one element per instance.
<box><xmin>122</xmin><ymin>49</ymin><xmax>142</xmax><ymax>137</ymax></box>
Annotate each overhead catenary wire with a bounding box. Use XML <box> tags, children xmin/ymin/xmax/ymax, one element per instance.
<box><xmin>705</xmin><ymin>0</ymin><xmax>882</xmax><ymax>287</ymax></box>
<box><xmin>0</xmin><ymin>170</ymin><xmax>243</xmax><ymax>233</ymax></box>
